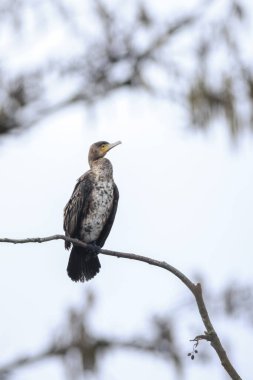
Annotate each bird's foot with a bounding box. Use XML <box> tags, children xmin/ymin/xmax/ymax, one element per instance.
<box><xmin>86</xmin><ymin>242</ymin><xmax>101</xmax><ymax>260</ymax></box>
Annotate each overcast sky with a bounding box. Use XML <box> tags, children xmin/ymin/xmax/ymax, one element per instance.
<box><xmin>0</xmin><ymin>90</ymin><xmax>252</xmax><ymax>379</ymax></box>
<box><xmin>0</xmin><ymin>1</ymin><xmax>253</xmax><ymax>380</ymax></box>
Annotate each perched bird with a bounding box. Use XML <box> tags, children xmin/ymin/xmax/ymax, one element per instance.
<box><xmin>64</xmin><ymin>141</ymin><xmax>121</xmax><ymax>282</ymax></box>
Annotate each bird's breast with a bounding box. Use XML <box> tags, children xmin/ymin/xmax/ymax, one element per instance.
<box><xmin>80</xmin><ymin>179</ymin><xmax>114</xmax><ymax>243</ymax></box>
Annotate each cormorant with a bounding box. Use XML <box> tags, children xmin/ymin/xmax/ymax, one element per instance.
<box><xmin>63</xmin><ymin>141</ymin><xmax>121</xmax><ymax>282</ymax></box>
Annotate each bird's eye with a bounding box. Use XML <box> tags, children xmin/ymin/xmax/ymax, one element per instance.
<box><xmin>100</xmin><ymin>144</ymin><xmax>107</xmax><ymax>151</ymax></box>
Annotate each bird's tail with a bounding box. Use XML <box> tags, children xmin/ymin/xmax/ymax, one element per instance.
<box><xmin>67</xmin><ymin>245</ymin><xmax>101</xmax><ymax>282</ymax></box>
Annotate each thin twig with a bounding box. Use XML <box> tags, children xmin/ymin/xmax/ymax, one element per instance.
<box><xmin>190</xmin><ymin>334</ymin><xmax>212</xmax><ymax>343</ymax></box>
<box><xmin>0</xmin><ymin>234</ymin><xmax>242</xmax><ymax>380</ymax></box>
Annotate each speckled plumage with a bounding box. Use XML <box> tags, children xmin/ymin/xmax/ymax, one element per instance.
<box><xmin>64</xmin><ymin>141</ymin><xmax>120</xmax><ymax>282</ymax></box>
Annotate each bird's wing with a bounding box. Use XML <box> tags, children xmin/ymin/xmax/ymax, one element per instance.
<box><xmin>96</xmin><ymin>183</ymin><xmax>119</xmax><ymax>248</ymax></box>
<box><xmin>63</xmin><ymin>172</ymin><xmax>93</xmax><ymax>249</ymax></box>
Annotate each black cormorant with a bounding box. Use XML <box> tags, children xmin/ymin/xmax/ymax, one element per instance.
<box><xmin>64</xmin><ymin>140</ymin><xmax>121</xmax><ymax>282</ymax></box>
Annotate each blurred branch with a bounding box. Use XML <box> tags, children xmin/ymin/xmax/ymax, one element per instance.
<box><xmin>0</xmin><ymin>327</ymin><xmax>182</xmax><ymax>378</ymax></box>
<box><xmin>0</xmin><ymin>0</ymin><xmax>252</xmax><ymax>138</ymax></box>
<box><xmin>0</xmin><ymin>290</ymin><xmax>184</xmax><ymax>379</ymax></box>
<box><xmin>0</xmin><ymin>235</ymin><xmax>242</xmax><ymax>380</ymax></box>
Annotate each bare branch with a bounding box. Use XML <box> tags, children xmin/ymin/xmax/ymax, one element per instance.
<box><xmin>0</xmin><ymin>235</ymin><xmax>242</xmax><ymax>380</ymax></box>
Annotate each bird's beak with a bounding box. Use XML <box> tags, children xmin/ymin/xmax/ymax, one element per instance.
<box><xmin>107</xmin><ymin>141</ymin><xmax>122</xmax><ymax>152</ymax></box>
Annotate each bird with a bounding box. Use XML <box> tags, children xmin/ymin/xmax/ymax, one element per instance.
<box><xmin>63</xmin><ymin>140</ymin><xmax>121</xmax><ymax>282</ymax></box>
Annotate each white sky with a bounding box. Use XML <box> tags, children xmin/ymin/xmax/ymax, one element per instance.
<box><xmin>0</xmin><ymin>1</ymin><xmax>253</xmax><ymax>379</ymax></box>
<box><xmin>0</xmin><ymin>90</ymin><xmax>252</xmax><ymax>380</ymax></box>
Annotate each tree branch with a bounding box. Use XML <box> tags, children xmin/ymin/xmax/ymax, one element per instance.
<box><xmin>0</xmin><ymin>234</ymin><xmax>242</xmax><ymax>380</ymax></box>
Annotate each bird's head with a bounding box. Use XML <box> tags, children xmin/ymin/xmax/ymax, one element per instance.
<box><xmin>88</xmin><ymin>140</ymin><xmax>121</xmax><ymax>166</ymax></box>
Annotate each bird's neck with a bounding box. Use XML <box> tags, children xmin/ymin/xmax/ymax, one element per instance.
<box><xmin>90</xmin><ymin>158</ymin><xmax>113</xmax><ymax>180</ymax></box>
